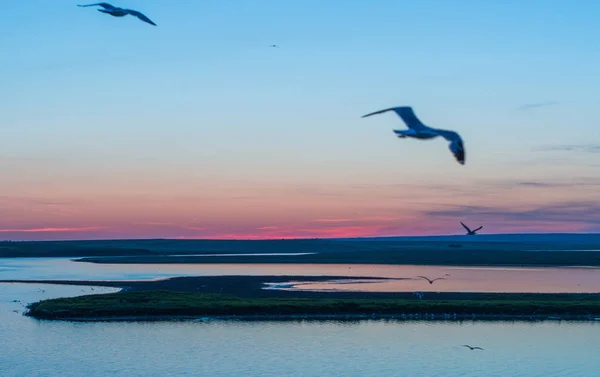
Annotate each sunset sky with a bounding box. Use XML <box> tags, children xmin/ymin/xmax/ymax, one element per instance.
<box><xmin>1</xmin><ymin>0</ymin><xmax>600</xmax><ymax>240</ymax></box>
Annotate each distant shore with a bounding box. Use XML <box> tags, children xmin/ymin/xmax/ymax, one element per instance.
<box><xmin>4</xmin><ymin>238</ymin><xmax>600</xmax><ymax>267</ymax></box>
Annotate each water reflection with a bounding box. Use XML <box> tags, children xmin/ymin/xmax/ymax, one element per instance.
<box><xmin>1</xmin><ymin>281</ymin><xmax>599</xmax><ymax>377</ymax></box>
<box><xmin>2</xmin><ymin>258</ymin><xmax>600</xmax><ymax>293</ymax></box>
<box><xmin>264</xmin><ymin>269</ymin><xmax>600</xmax><ymax>293</ymax></box>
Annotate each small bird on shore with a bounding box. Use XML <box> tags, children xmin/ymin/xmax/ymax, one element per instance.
<box><xmin>77</xmin><ymin>3</ymin><xmax>157</xmax><ymax>26</ymax></box>
<box><xmin>361</xmin><ymin>106</ymin><xmax>465</xmax><ymax>165</ymax></box>
<box><xmin>461</xmin><ymin>221</ymin><xmax>482</xmax><ymax>235</ymax></box>
<box><xmin>462</xmin><ymin>345</ymin><xmax>484</xmax><ymax>351</ymax></box>
<box><xmin>415</xmin><ymin>276</ymin><xmax>446</xmax><ymax>285</ymax></box>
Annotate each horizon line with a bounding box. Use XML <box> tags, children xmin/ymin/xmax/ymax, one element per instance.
<box><xmin>3</xmin><ymin>232</ymin><xmax>600</xmax><ymax>243</ymax></box>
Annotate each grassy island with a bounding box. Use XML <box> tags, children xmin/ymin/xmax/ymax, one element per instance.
<box><xmin>26</xmin><ymin>290</ymin><xmax>600</xmax><ymax>321</ymax></box>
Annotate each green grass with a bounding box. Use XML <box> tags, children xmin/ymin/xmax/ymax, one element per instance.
<box><xmin>26</xmin><ymin>290</ymin><xmax>600</xmax><ymax>320</ymax></box>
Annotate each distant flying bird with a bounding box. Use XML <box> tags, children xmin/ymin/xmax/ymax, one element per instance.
<box><xmin>461</xmin><ymin>221</ymin><xmax>482</xmax><ymax>235</ymax></box>
<box><xmin>362</xmin><ymin>106</ymin><xmax>465</xmax><ymax>165</ymax></box>
<box><xmin>415</xmin><ymin>276</ymin><xmax>446</xmax><ymax>285</ymax></box>
<box><xmin>270</xmin><ymin>44</ymin><xmax>279</xmax><ymax>48</ymax></box>
<box><xmin>462</xmin><ymin>345</ymin><xmax>484</xmax><ymax>351</ymax></box>
<box><xmin>77</xmin><ymin>3</ymin><xmax>157</xmax><ymax>26</ymax></box>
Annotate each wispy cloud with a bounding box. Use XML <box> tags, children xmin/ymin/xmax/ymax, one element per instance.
<box><xmin>424</xmin><ymin>201</ymin><xmax>600</xmax><ymax>227</ymax></box>
<box><xmin>517</xmin><ymin>101</ymin><xmax>559</xmax><ymax>111</ymax></box>
<box><xmin>516</xmin><ymin>181</ymin><xmax>561</xmax><ymax>188</ymax></box>
<box><xmin>139</xmin><ymin>221</ymin><xmax>177</xmax><ymax>226</ymax></box>
<box><xmin>362</xmin><ymin>216</ymin><xmax>403</xmax><ymax>222</ymax></box>
<box><xmin>313</xmin><ymin>216</ymin><xmax>403</xmax><ymax>224</ymax></box>
<box><xmin>514</xmin><ymin>179</ymin><xmax>600</xmax><ymax>189</ymax></box>
<box><xmin>313</xmin><ymin>218</ymin><xmax>354</xmax><ymax>223</ymax></box>
<box><xmin>182</xmin><ymin>225</ymin><xmax>206</xmax><ymax>231</ymax></box>
<box><xmin>535</xmin><ymin>144</ymin><xmax>600</xmax><ymax>154</ymax></box>
<box><xmin>0</xmin><ymin>226</ymin><xmax>102</xmax><ymax>233</ymax></box>
<box><xmin>257</xmin><ymin>226</ymin><xmax>279</xmax><ymax>230</ymax></box>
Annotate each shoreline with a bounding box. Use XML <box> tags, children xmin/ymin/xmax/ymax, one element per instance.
<box><xmin>10</xmin><ymin>274</ymin><xmax>600</xmax><ymax>322</ymax></box>
<box><xmin>5</xmin><ymin>275</ymin><xmax>600</xmax><ymax>298</ymax></box>
<box><xmin>41</xmin><ymin>313</ymin><xmax>600</xmax><ymax>323</ymax></box>
<box><xmin>72</xmin><ymin>260</ymin><xmax>600</xmax><ymax>269</ymax></box>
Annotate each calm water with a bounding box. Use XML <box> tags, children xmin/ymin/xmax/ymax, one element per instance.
<box><xmin>2</xmin><ymin>258</ymin><xmax>600</xmax><ymax>293</ymax></box>
<box><xmin>2</xmin><ymin>283</ymin><xmax>600</xmax><ymax>377</ymax></box>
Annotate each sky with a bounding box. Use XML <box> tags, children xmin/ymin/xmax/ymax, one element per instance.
<box><xmin>1</xmin><ymin>0</ymin><xmax>600</xmax><ymax>240</ymax></box>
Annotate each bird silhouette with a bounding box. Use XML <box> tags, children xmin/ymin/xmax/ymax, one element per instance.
<box><xmin>78</xmin><ymin>3</ymin><xmax>156</xmax><ymax>26</ymax></box>
<box><xmin>461</xmin><ymin>221</ymin><xmax>482</xmax><ymax>235</ymax></box>
<box><xmin>415</xmin><ymin>276</ymin><xmax>446</xmax><ymax>284</ymax></box>
<box><xmin>362</xmin><ymin>106</ymin><xmax>465</xmax><ymax>165</ymax></box>
<box><xmin>462</xmin><ymin>345</ymin><xmax>484</xmax><ymax>351</ymax></box>
<box><xmin>270</xmin><ymin>44</ymin><xmax>279</xmax><ymax>48</ymax></box>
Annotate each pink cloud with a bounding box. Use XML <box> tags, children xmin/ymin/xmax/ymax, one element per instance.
<box><xmin>313</xmin><ymin>218</ymin><xmax>354</xmax><ymax>223</ymax></box>
<box><xmin>313</xmin><ymin>217</ymin><xmax>402</xmax><ymax>224</ymax></box>
<box><xmin>362</xmin><ymin>216</ymin><xmax>403</xmax><ymax>222</ymax></box>
<box><xmin>0</xmin><ymin>226</ymin><xmax>102</xmax><ymax>233</ymax></box>
<box><xmin>139</xmin><ymin>222</ymin><xmax>176</xmax><ymax>226</ymax></box>
<box><xmin>175</xmin><ymin>224</ymin><xmax>393</xmax><ymax>240</ymax></box>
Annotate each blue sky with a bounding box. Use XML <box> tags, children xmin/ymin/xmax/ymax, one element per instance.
<box><xmin>1</xmin><ymin>0</ymin><xmax>600</xmax><ymax>240</ymax></box>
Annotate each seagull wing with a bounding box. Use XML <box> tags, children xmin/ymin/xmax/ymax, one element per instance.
<box><xmin>125</xmin><ymin>9</ymin><xmax>157</xmax><ymax>25</ymax></box>
<box><xmin>77</xmin><ymin>2</ymin><xmax>117</xmax><ymax>10</ymax></box>
<box><xmin>436</xmin><ymin>129</ymin><xmax>465</xmax><ymax>165</ymax></box>
<box><xmin>460</xmin><ymin>222</ymin><xmax>471</xmax><ymax>233</ymax></box>
<box><xmin>462</xmin><ymin>345</ymin><xmax>472</xmax><ymax>349</ymax></box>
<box><xmin>450</xmin><ymin>142</ymin><xmax>465</xmax><ymax>165</ymax></box>
<box><xmin>473</xmin><ymin>347</ymin><xmax>484</xmax><ymax>350</ymax></box>
<box><xmin>415</xmin><ymin>276</ymin><xmax>431</xmax><ymax>282</ymax></box>
<box><xmin>435</xmin><ymin>128</ymin><xmax>462</xmax><ymax>143</ymax></box>
<box><xmin>362</xmin><ymin>106</ymin><xmax>429</xmax><ymax>131</ymax></box>
<box><xmin>473</xmin><ymin>226</ymin><xmax>483</xmax><ymax>232</ymax></box>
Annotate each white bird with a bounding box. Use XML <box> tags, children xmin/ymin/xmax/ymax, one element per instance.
<box><xmin>362</xmin><ymin>106</ymin><xmax>465</xmax><ymax>165</ymax></box>
<box><xmin>77</xmin><ymin>3</ymin><xmax>157</xmax><ymax>26</ymax></box>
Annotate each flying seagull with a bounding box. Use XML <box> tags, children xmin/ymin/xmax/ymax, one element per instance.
<box><xmin>461</xmin><ymin>221</ymin><xmax>482</xmax><ymax>235</ymax></box>
<box><xmin>77</xmin><ymin>3</ymin><xmax>157</xmax><ymax>26</ymax></box>
<box><xmin>362</xmin><ymin>106</ymin><xmax>465</xmax><ymax>165</ymax></box>
<box><xmin>415</xmin><ymin>276</ymin><xmax>446</xmax><ymax>285</ymax></box>
<box><xmin>270</xmin><ymin>44</ymin><xmax>279</xmax><ymax>48</ymax></box>
<box><xmin>462</xmin><ymin>345</ymin><xmax>484</xmax><ymax>351</ymax></box>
